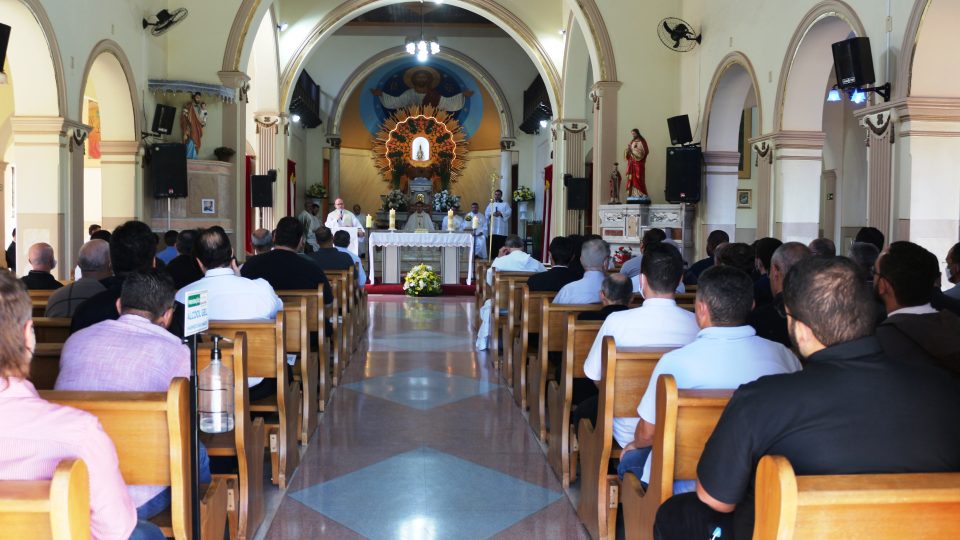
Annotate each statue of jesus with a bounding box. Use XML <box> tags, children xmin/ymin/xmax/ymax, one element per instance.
<box><xmin>371</xmin><ymin>66</ymin><xmax>473</xmax><ymax>112</ymax></box>
<box><xmin>625</xmin><ymin>128</ymin><xmax>649</xmax><ymax>199</ymax></box>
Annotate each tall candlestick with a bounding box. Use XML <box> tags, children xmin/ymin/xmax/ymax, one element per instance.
<box><xmin>389</xmin><ymin>208</ymin><xmax>396</xmax><ymax>230</ymax></box>
<box><xmin>447</xmin><ymin>209</ymin><xmax>454</xmax><ymax>232</ymax></box>
<box><xmin>472</xmin><ymin>215</ymin><xmax>480</xmax><ymax>229</ymax></box>
<box><xmin>365</xmin><ymin>214</ymin><xmax>373</xmax><ymax>229</ymax></box>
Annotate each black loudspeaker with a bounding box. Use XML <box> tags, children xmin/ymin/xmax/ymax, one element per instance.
<box><xmin>832</xmin><ymin>37</ymin><xmax>875</xmax><ymax>90</ymax></box>
<box><xmin>0</xmin><ymin>24</ymin><xmax>10</xmax><ymax>74</ymax></box>
<box><xmin>665</xmin><ymin>146</ymin><xmax>702</xmax><ymax>203</ymax></box>
<box><xmin>565</xmin><ymin>175</ymin><xmax>589</xmax><ymax>210</ymax></box>
<box><xmin>267</xmin><ymin>169</ymin><xmax>278</xmax><ymax>182</ymax></box>
<box><xmin>151</xmin><ymin>104</ymin><xmax>177</xmax><ymax>135</ymax></box>
<box><xmin>667</xmin><ymin>115</ymin><xmax>693</xmax><ymax>146</ymax></box>
<box><xmin>251</xmin><ymin>175</ymin><xmax>273</xmax><ymax>207</ymax></box>
<box><xmin>150</xmin><ymin>143</ymin><xmax>188</xmax><ymax>198</ymax></box>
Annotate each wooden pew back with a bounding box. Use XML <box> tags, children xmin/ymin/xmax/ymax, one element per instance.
<box><xmin>0</xmin><ymin>458</ymin><xmax>90</xmax><ymax>540</ymax></box>
<box><xmin>34</xmin><ymin>318</ymin><xmax>71</xmax><ymax>345</ymax></box>
<box><xmin>511</xmin><ymin>286</ymin><xmax>555</xmax><ymax>408</ymax></box>
<box><xmin>278</xmin><ymin>288</ymin><xmax>330</xmax><ymax>411</ymax></box>
<box><xmin>753</xmin><ymin>455</ymin><xmax>960</xmax><ymax>540</ymax></box>
<box><xmin>490</xmin><ymin>271</ymin><xmax>534</xmax><ymax>371</ymax></box>
<box><xmin>29</xmin><ymin>343</ymin><xmax>63</xmax><ymax>391</ymax></box>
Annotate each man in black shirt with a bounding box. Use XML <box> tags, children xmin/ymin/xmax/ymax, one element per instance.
<box><xmin>304</xmin><ymin>225</ymin><xmax>355</xmax><ymax>278</ymax></box>
<box><xmin>21</xmin><ymin>243</ymin><xmax>63</xmax><ymax>290</ymax></box>
<box><xmin>683</xmin><ymin>229</ymin><xmax>728</xmax><ymax>285</ymax></box>
<box><xmin>654</xmin><ymin>256</ymin><xmax>960</xmax><ymax>540</ymax></box>
<box><xmin>747</xmin><ymin>242</ymin><xmax>810</xmax><ymax>348</ymax></box>
<box><xmin>5</xmin><ymin>228</ymin><xmax>15</xmax><ymax>272</ymax></box>
<box><xmin>527</xmin><ymin>236</ymin><xmax>579</xmax><ymax>292</ymax></box>
<box><xmin>751</xmin><ymin>237</ymin><xmax>781</xmax><ymax>307</ymax></box>
<box><xmin>164</xmin><ymin>229</ymin><xmax>204</xmax><ymax>289</ymax></box>
<box><xmin>241</xmin><ymin>217</ymin><xmax>332</xmax><ymax>305</ymax></box>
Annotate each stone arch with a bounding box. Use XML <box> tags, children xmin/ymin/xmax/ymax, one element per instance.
<box><xmin>78</xmin><ymin>40</ymin><xmax>140</xmax><ymax>141</ymax></box>
<box><xmin>1</xmin><ymin>0</ymin><xmax>66</xmax><ymax>116</ymax></box>
<box><xmin>774</xmin><ymin>0</ymin><xmax>866</xmax><ymax>131</ymax></box>
<box><xmin>561</xmin><ymin>13</ymin><xmax>592</xmax><ymax>122</ymax></box>
<box><xmin>703</xmin><ymin>52</ymin><xmax>762</xmax><ymax>153</ymax></box>
<box><xmin>897</xmin><ymin>0</ymin><xmax>960</xmax><ymax>99</ymax></box>
<box><xmin>566</xmin><ymin>0</ymin><xmax>616</xmax><ymax>83</ymax></box>
<box><xmin>327</xmin><ymin>46</ymin><xmax>516</xmax><ymax>140</ymax></box>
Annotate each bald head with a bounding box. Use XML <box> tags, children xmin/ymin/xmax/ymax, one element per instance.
<box><xmin>77</xmin><ymin>239</ymin><xmax>111</xmax><ymax>279</ymax></box>
<box><xmin>28</xmin><ymin>243</ymin><xmax>56</xmax><ymax>272</ymax></box>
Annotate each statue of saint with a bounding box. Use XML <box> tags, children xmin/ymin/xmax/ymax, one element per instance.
<box><xmin>370</xmin><ymin>66</ymin><xmax>473</xmax><ymax>112</ymax></box>
<box><xmin>625</xmin><ymin>128</ymin><xmax>649</xmax><ymax>199</ymax></box>
<box><xmin>180</xmin><ymin>92</ymin><xmax>206</xmax><ymax>159</ymax></box>
<box><xmin>609</xmin><ymin>162</ymin><xmax>622</xmax><ymax>204</ymax></box>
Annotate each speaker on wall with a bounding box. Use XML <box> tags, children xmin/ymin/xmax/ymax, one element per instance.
<box><xmin>832</xmin><ymin>37</ymin><xmax>875</xmax><ymax>90</ymax></box>
<box><xmin>0</xmin><ymin>24</ymin><xmax>10</xmax><ymax>74</ymax></box>
<box><xmin>565</xmin><ymin>175</ymin><xmax>589</xmax><ymax>211</ymax></box>
<box><xmin>666</xmin><ymin>114</ymin><xmax>693</xmax><ymax>146</ymax></box>
<box><xmin>151</xmin><ymin>104</ymin><xmax>177</xmax><ymax>135</ymax></box>
<box><xmin>150</xmin><ymin>143</ymin><xmax>188</xmax><ymax>198</ymax></box>
<box><xmin>665</xmin><ymin>146</ymin><xmax>702</xmax><ymax>203</ymax></box>
<box><xmin>251</xmin><ymin>175</ymin><xmax>273</xmax><ymax>207</ymax></box>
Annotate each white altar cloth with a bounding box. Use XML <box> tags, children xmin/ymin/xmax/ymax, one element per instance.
<box><xmin>368</xmin><ymin>231</ymin><xmax>474</xmax><ymax>285</ymax></box>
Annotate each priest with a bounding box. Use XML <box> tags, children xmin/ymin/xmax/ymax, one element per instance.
<box><xmin>484</xmin><ymin>189</ymin><xmax>512</xmax><ymax>255</ymax></box>
<box><xmin>403</xmin><ymin>201</ymin><xmax>436</xmax><ymax>232</ymax></box>
<box><xmin>325</xmin><ymin>198</ymin><xmax>366</xmax><ymax>237</ymax></box>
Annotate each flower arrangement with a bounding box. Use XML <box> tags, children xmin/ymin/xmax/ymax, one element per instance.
<box><xmin>403</xmin><ymin>264</ymin><xmax>442</xmax><ymax>297</ymax></box>
<box><xmin>382</xmin><ymin>189</ymin><xmax>407</xmax><ymax>211</ymax></box>
<box><xmin>613</xmin><ymin>245</ymin><xmax>634</xmax><ymax>266</ymax></box>
<box><xmin>432</xmin><ymin>190</ymin><xmax>461</xmax><ymax>212</ymax></box>
<box><xmin>513</xmin><ymin>186</ymin><xmax>535</xmax><ymax>202</ymax></box>
<box><xmin>306</xmin><ymin>183</ymin><xmax>328</xmax><ymax>199</ymax></box>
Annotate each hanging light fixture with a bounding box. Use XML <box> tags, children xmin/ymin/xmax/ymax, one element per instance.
<box><xmin>405</xmin><ymin>0</ymin><xmax>439</xmax><ymax>61</ymax></box>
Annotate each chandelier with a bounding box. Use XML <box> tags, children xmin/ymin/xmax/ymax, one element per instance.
<box><xmin>405</xmin><ymin>0</ymin><xmax>439</xmax><ymax>62</ymax></box>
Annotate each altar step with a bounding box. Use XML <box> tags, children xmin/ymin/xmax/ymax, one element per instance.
<box><xmin>365</xmin><ymin>282</ymin><xmax>476</xmax><ymax>296</ymax></box>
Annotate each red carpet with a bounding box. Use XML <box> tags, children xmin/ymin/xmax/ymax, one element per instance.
<box><xmin>365</xmin><ymin>282</ymin><xmax>476</xmax><ymax>296</ymax></box>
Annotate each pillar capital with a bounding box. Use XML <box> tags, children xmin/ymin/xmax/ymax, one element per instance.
<box><xmin>589</xmin><ymin>81</ymin><xmax>622</xmax><ymax>111</ymax></box>
<box><xmin>217</xmin><ymin>70</ymin><xmax>251</xmax><ymax>103</ymax></box>
<box><xmin>326</xmin><ymin>136</ymin><xmax>342</xmax><ymax>149</ymax></box>
<box><xmin>99</xmin><ymin>140</ymin><xmax>140</xmax><ymax>156</ymax></box>
<box><xmin>701</xmin><ymin>150</ymin><xmax>741</xmax><ymax>167</ymax></box>
<box><xmin>499</xmin><ymin>139</ymin><xmax>516</xmax><ymax>151</ymax></box>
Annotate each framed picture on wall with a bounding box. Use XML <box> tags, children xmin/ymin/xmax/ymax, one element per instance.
<box><xmin>737</xmin><ymin>189</ymin><xmax>752</xmax><ymax>209</ymax></box>
<box><xmin>201</xmin><ymin>198</ymin><xmax>216</xmax><ymax>214</ymax></box>
<box><xmin>738</xmin><ymin>108</ymin><xmax>752</xmax><ymax>179</ymax></box>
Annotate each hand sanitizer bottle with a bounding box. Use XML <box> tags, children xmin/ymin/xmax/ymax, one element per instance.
<box><xmin>199</xmin><ymin>335</ymin><xmax>235</xmax><ymax>433</ymax></box>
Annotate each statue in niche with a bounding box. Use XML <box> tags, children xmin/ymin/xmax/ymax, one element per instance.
<box><xmin>625</xmin><ymin>128</ymin><xmax>650</xmax><ymax>200</ymax></box>
<box><xmin>413</xmin><ymin>136</ymin><xmax>430</xmax><ymax>161</ymax></box>
<box><xmin>370</xmin><ymin>66</ymin><xmax>473</xmax><ymax>112</ymax></box>
<box><xmin>609</xmin><ymin>162</ymin><xmax>622</xmax><ymax>204</ymax></box>
<box><xmin>180</xmin><ymin>92</ymin><xmax>207</xmax><ymax>159</ymax></box>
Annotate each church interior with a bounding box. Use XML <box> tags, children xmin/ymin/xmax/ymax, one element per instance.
<box><xmin>1</xmin><ymin>0</ymin><xmax>959</xmax><ymax>539</ymax></box>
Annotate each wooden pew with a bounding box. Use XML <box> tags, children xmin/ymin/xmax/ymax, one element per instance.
<box><xmin>41</xmin><ymin>378</ymin><xmax>228</xmax><ymax>540</ymax></box>
<box><xmin>474</xmin><ymin>259</ymin><xmax>491</xmax><ymax>327</ymax></box>
<box><xmin>198</xmin><ymin>333</ymin><xmax>266</xmax><ymax>540</ymax></box>
<box><xmin>282</xmin><ymin>297</ymin><xmax>318</xmax><ymax>445</ymax></box>
<box><xmin>511</xmin><ymin>286</ymin><xmax>555</xmax><ymax>409</ymax></box>
<box><xmin>207</xmin><ymin>315</ymin><xmax>300</xmax><ymax>490</ymax></box>
<box><xmin>528</xmin><ymin>302</ymin><xmax>602</xmax><ymax>442</ymax></box>
<box><xmin>325</xmin><ymin>269</ymin><xmax>355</xmax><ymax>368</ymax></box>
<box><xmin>502</xmin><ymin>273</ymin><xmax>536</xmax><ymax>385</ymax></box>
<box><xmin>546</xmin><ymin>314</ymin><xmax>602</xmax><ymax>488</ymax></box>
<box><xmin>34</xmin><ymin>318</ymin><xmax>71</xmax><ymax>345</ymax></box>
<box><xmin>0</xmin><ymin>458</ymin><xmax>89</xmax><ymax>539</ymax></box>
<box><xmin>576</xmin><ymin>337</ymin><xmax>672</xmax><ymax>540</ymax></box>
<box><xmin>277</xmin><ymin>287</ymin><xmax>330</xmax><ymax>413</ymax></box>
<box><xmin>620</xmin><ymin>375</ymin><xmax>732</xmax><ymax>540</ymax></box>
<box><xmin>489</xmin><ymin>271</ymin><xmax>533</xmax><ymax>375</ymax></box>
<box><xmin>29</xmin><ymin>343</ymin><xmax>63</xmax><ymax>391</ymax></box>
<box><xmin>322</xmin><ymin>270</ymin><xmax>346</xmax><ymax>385</ymax></box>
<box><xmin>753</xmin><ymin>455</ymin><xmax>960</xmax><ymax>540</ymax></box>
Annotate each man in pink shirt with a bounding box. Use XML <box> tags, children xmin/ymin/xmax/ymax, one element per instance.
<box><xmin>0</xmin><ymin>270</ymin><xmax>162</xmax><ymax>539</ymax></box>
<box><xmin>57</xmin><ymin>270</ymin><xmax>210</xmax><ymax>522</ymax></box>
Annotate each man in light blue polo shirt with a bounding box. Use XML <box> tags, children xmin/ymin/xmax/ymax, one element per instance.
<box><xmin>554</xmin><ymin>238</ymin><xmax>610</xmax><ymax>304</ymax></box>
<box><xmin>617</xmin><ymin>264</ymin><xmax>801</xmax><ymax>487</ymax></box>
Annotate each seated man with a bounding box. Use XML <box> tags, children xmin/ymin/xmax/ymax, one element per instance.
<box><xmin>874</xmin><ymin>241</ymin><xmax>960</xmax><ymax>377</ymax></box>
<box><xmin>165</xmin><ymin>229</ymin><xmax>204</xmax><ymax>289</ymax></box>
<box><xmin>578</xmin><ymin>273</ymin><xmax>633</xmax><ymax>321</ymax></box>
<box><xmin>574</xmin><ymin>242</ymin><xmax>699</xmax><ymax>438</ymax></box>
<box><xmin>476</xmin><ymin>234</ymin><xmax>546</xmax><ymax>350</ymax></box>
<box><xmin>0</xmin><ymin>271</ymin><xmax>159</xmax><ymax>539</ymax></box>
<box><xmin>808</xmin><ymin>237</ymin><xmax>836</xmax><ymax>257</ymax></box>
<box><xmin>943</xmin><ymin>241</ymin><xmax>960</xmax><ymax>299</ymax></box>
<box><xmin>241</xmin><ymin>216</ymin><xmax>332</xmax><ymax>305</ymax></box>
<box><xmin>250</xmin><ymin>228</ymin><xmax>273</xmax><ymax>256</ymax></box>
<box><xmin>57</xmin><ymin>270</ymin><xmax>211</xmax><ymax>523</ymax></box>
<box><xmin>747</xmin><ymin>242</ymin><xmax>811</xmax><ymax>348</ymax></box>
<box><xmin>684</xmin><ymin>229</ymin><xmax>728</xmax><ymax>285</ymax></box>
<box><xmin>619</xmin><ymin>228</ymin><xmax>666</xmax><ymax>279</ymax></box>
<box><xmin>716</xmin><ymin>242</ymin><xmax>755</xmax><ymax>276</ymax></box>
<box><xmin>554</xmin><ymin>238</ymin><xmax>610</xmax><ymax>304</ymax></box>
<box><xmin>22</xmin><ymin>242</ymin><xmax>63</xmax><ymax>290</ymax></box>
<box><xmin>46</xmin><ymin>239</ymin><xmax>110</xmax><ymax>317</ymax></box>
<box><xmin>752</xmin><ymin>237</ymin><xmax>782</xmax><ymax>307</ymax></box>
<box><xmin>618</xmin><ymin>265</ymin><xmax>801</xmax><ymax>486</ymax></box>
<box><xmin>403</xmin><ymin>201</ymin><xmax>436</xmax><ymax>232</ymax></box>
<box><xmin>653</xmin><ymin>256</ymin><xmax>960</xmax><ymax>540</ymax></box>
<box><xmin>156</xmin><ymin>230</ymin><xmax>179</xmax><ymax>265</ymax></box>
<box><xmin>334</xmin><ymin>229</ymin><xmax>366</xmax><ymax>287</ymax></box>
<box><xmin>440</xmin><ymin>202</ymin><xmax>466</xmax><ymax>232</ymax></box>
<box><xmin>305</xmin><ymin>225</ymin><xmax>356</xmax><ymax>277</ymax></box>
<box><xmin>528</xmin><ymin>236</ymin><xmax>579</xmax><ymax>292</ymax></box>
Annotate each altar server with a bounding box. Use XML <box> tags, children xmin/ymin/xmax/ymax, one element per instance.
<box><xmin>484</xmin><ymin>190</ymin><xmax>512</xmax><ymax>255</ymax></box>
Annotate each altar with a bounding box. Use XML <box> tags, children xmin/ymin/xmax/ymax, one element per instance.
<box><xmin>598</xmin><ymin>203</ymin><xmax>695</xmax><ymax>263</ymax></box>
<box><xmin>368</xmin><ymin>231</ymin><xmax>474</xmax><ymax>285</ymax></box>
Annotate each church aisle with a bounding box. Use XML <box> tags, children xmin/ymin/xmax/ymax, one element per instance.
<box><xmin>263</xmin><ymin>295</ymin><xmax>589</xmax><ymax>539</ymax></box>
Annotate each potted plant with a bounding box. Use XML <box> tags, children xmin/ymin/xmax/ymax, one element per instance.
<box><xmin>213</xmin><ymin>146</ymin><xmax>236</xmax><ymax>162</ymax></box>
<box><xmin>403</xmin><ymin>264</ymin><xmax>442</xmax><ymax>296</ymax></box>
<box><xmin>306</xmin><ymin>183</ymin><xmax>328</xmax><ymax>199</ymax></box>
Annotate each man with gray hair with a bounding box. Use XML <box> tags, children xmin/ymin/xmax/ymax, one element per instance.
<box><xmin>554</xmin><ymin>238</ymin><xmax>610</xmax><ymax>304</ymax></box>
<box><xmin>748</xmin><ymin>241</ymin><xmax>812</xmax><ymax>347</ymax></box>
<box><xmin>46</xmin><ymin>240</ymin><xmax>111</xmax><ymax>317</ymax></box>
<box><xmin>578</xmin><ymin>273</ymin><xmax>633</xmax><ymax>321</ymax></box>
<box><xmin>22</xmin><ymin>242</ymin><xmax>62</xmax><ymax>290</ymax></box>
<box><xmin>251</xmin><ymin>228</ymin><xmax>273</xmax><ymax>255</ymax></box>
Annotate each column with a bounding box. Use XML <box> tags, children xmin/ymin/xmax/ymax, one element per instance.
<box><xmin>590</xmin><ymin>81</ymin><xmax>622</xmax><ymax>224</ymax></box>
<box><xmin>64</xmin><ymin>121</ymin><xmax>89</xmax><ymax>275</ymax></box>
<box><xmin>771</xmin><ymin>131</ymin><xmax>825</xmax><ymax>243</ymax></box>
<box><xmin>10</xmin><ymin>116</ymin><xmax>70</xmax><ymax>278</ymax></box>
<box><xmin>854</xmin><ymin>107</ymin><xmax>895</xmax><ymax>245</ymax></box>
<box><xmin>550</xmin><ymin>119</ymin><xmax>589</xmax><ymax>237</ymax></box>
<box><xmin>750</xmin><ymin>137</ymin><xmax>774</xmax><ymax>238</ymax></box>
<box><xmin>99</xmin><ymin>141</ymin><xmax>139</xmax><ymax>231</ymax></box>
<box><xmin>254</xmin><ymin>114</ymin><xmax>281</xmax><ymax>228</ymax></box>
<box><xmin>892</xmin><ymin>97</ymin><xmax>960</xmax><ymax>264</ymax></box>
<box><xmin>701</xmin><ymin>151</ymin><xmax>740</xmax><ymax>241</ymax></box>
<box><xmin>327</xmin><ymin>136</ymin><xmax>341</xmax><ymax>200</ymax></box>
<box><xmin>499</xmin><ymin>139</ymin><xmax>514</xmax><ymax>196</ymax></box>
<box><xmin>218</xmin><ymin>70</ymin><xmax>250</xmax><ymax>249</ymax></box>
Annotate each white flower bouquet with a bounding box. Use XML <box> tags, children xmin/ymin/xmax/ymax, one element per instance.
<box><xmin>306</xmin><ymin>183</ymin><xmax>328</xmax><ymax>199</ymax></box>
<box><xmin>432</xmin><ymin>190</ymin><xmax>461</xmax><ymax>212</ymax></box>
<box><xmin>513</xmin><ymin>186</ymin><xmax>534</xmax><ymax>202</ymax></box>
<box><xmin>403</xmin><ymin>264</ymin><xmax>442</xmax><ymax>297</ymax></box>
<box><xmin>383</xmin><ymin>189</ymin><xmax>407</xmax><ymax>211</ymax></box>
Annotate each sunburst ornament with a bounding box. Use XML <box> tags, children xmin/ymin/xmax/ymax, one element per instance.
<box><xmin>372</xmin><ymin>105</ymin><xmax>469</xmax><ymax>192</ymax></box>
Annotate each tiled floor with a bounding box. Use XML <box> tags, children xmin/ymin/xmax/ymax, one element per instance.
<box><xmin>261</xmin><ymin>295</ymin><xmax>589</xmax><ymax>540</ymax></box>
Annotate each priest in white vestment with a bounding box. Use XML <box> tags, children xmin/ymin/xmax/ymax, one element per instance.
<box><xmin>485</xmin><ymin>190</ymin><xmax>512</xmax><ymax>256</ymax></box>
<box><xmin>441</xmin><ymin>203</ymin><xmax>466</xmax><ymax>232</ymax></box>
<box><xmin>403</xmin><ymin>201</ymin><xmax>436</xmax><ymax>232</ymax></box>
<box><xmin>465</xmin><ymin>202</ymin><xmax>488</xmax><ymax>259</ymax></box>
<box><xmin>325</xmin><ymin>198</ymin><xmax>366</xmax><ymax>236</ymax></box>
<box><xmin>476</xmin><ymin>235</ymin><xmax>546</xmax><ymax>350</ymax></box>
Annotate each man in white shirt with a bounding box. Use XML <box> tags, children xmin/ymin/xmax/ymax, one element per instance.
<box><xmin>403</xmin><ymin>201</ymin><xmax>436</xmax><ymax>232</ymax></box>
<box><xmin>617</xmin><ymin>264</ymin><xmax>801</xmax><ymax>487</ymax></box>
<box><xmin>576</xmin><ymin>242</ymin><xmax>700</xmax><ymax>446</ymax></box>
<box><xmin>485</xmin><ymin>189</ymin><xmax>512</xmax><ymax>256</ymax></box>
<box><xmin>441</xmin><ymin>203</ymin><xmax>466</xmax><ymax>232</ymax></box>
<box><xmin>326</xmin><ymin>197</ymin><xmax>367</xmax><ymax>237</ymax></box>
<box><xmin>619</xmin><ymin>228</ymin><xmax>666</xmax><ymax>278</ymax></box>
<box><xmin>465</xmin><ymin>202</ymin><xmax>488</xmax><ymax>259</ymax></box>
<box><xmin>298</xmin><ymin>201</ymin><xmax>321</xmax><ymax>253</ymax></box>
<box><xmin>554</xmin><ymin>238</ymin><xmax>610</xmax><ymax>304</ymax></box>
<box><xmin>477</xmin><ymin>235</ymin><xmax>546</xmax><ymax>350</ymax></box>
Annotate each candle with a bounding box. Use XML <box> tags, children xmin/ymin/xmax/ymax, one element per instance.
<box><xmin>389</xmin><ymin>208</ymin><xmax>396</xmax><ymax>230</ymax></box>
<box><xmin>447</xmin><ymin>209</ymin><xmax>454</xmax><ymax>231</ymax></box>
<box><xmin>365</xmin><ymin>214</ymin><xmax>373</xmax><ymax>228</ymax></box>
<box><xmin>472</xmin><ymin>215</ymin><xmax>480</xmax><ymax>229</ymax></box>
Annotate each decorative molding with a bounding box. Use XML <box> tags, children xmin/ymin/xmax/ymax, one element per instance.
<box><xmin>862</xmin><ymin>112</ymin><xmax>894</xmax><ymax>145</ymax></box>
<box><xmin>499</xmin><ymin>139</ymin><xmax>516</xmax><ymax>151</ymax></box>
<box><xmin>65</xmin><ymin>121</ymin><xmax>92</xmax><ymax>153</ymax></box>
<box><xmin>589</xmin><ymin>80</ymin><xmax>622</xmax><ymax>113</ymax></box>
<box><xmin>78</xmin><ymin>40</ymin><xmax>142</xmax><ymax>139</ymax></box>
<box><xmin>753</xmin><ymin>141</ymin><xmax>772</xmax><ymax>165</ymax></box>
<box><xmin>892</xmin><ymin>96</ymin><xmax>960</xmax><ymax>123</ymax></box>
<box><xmin>702</xmin><ymin>51</ymin><xmax>763</xmax><ymax>151</ymax></box>
<box><xmin>217</xmin><ymin>71</ymin><xmax>251</xmax><ymax>103</ymax></box>
<box><xmin>702</xmin><ymin>151</ymin><xmax>742</xmax><ymax>167</ymax></box>
<box><xmin>326</xmin><ymin>137</ymin><xmax>342</xmax><ymax>149</ymax></box>
<box><xmin>254</xmin><ymin>115</ymin><xmax>281</xmax><ymax>135</ymax></box>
